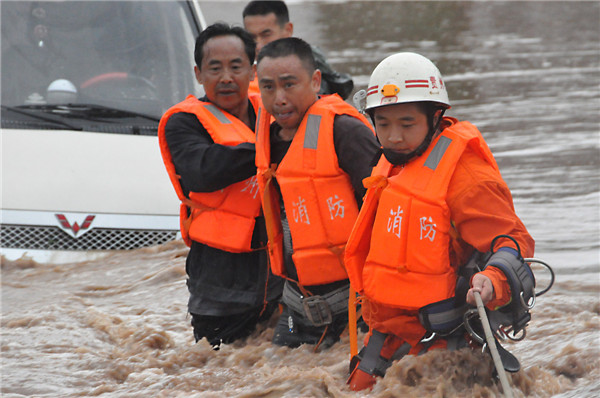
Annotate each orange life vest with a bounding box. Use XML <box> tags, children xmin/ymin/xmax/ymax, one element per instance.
<box><xmin>256</xmin><ymin>95</ymin><xmax>375</xmax><ymax>286</ymax></box>
<box><xmin>158</xmin><ymin>94</ymin><xmax>263</xmax><ymax>252</ymax></box>
<box><xmin>344</xmin><ymin>117</ymin><xmax>499</xmax><ymax>309</ymax></box>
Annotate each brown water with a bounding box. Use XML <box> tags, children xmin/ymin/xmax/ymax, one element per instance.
<box><xmin>2</xmin><ymin>1</ymin><xmax>599</xmax><ymax>397</ymax></box>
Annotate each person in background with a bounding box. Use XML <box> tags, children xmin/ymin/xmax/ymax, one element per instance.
<box><xmin>254</xmin><ymin>37</ymin><xmax>380</xmax><ymax>349</ymax></box>
<box><xmin>243</xmin><ymin>0</ymin><xmax>354</xmax><ymax>99</ymax></box>
<box><xmin>344</xmin><ymin>52</ymin><xmax>536</xmax><ymax>391</ymax></box>
<box><xmin>158</xmin><ymin>23</ymin><xmax>283</xmax><ymax>349</ymax></box>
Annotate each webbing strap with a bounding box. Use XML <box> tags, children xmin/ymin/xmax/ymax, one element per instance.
<box><xmin>356</xmin><ymin>330</ymin><xmax>387</xmax><ymax>375</ymax></box>
<box><xmin>418</xmin><ymin>296</ymin><xmax>469</xmax><ymax>335</ymax></box>
<box><xmin>486</xmin><ymin>249</ymin><xmax>535</xmax><ymax>310</ymax></box>
<box><xmin>485</xmin><ymin>248</ymin><xmax>535</xmax><ymax>335</ymax></box>
<box><xmin>356</xmin><ymin>330</ymin><xmax>412</xmax><ymax>377</ymax></box>
<box><xmin>426</xmin><ymin>304</ymin><xmax>468</xmax><ymax>328</ymax></box>
<box><xmin>180</xmin><ymin>198</ymin><xmax>214</xmax><ymax>240</ymax></box>
<box><xmin>418</xmin><ymin>251</ymin><xmax>488</xmax><ymax>335</ymax></box>
<box><xmin>282</xmin><ymin>282</ymin><xmax>349</xmax><ymax>326</ymax></box>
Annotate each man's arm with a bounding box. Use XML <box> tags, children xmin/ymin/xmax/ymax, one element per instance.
<box><xmin>448</xmin><ymin>151</ymin><xmax>534</xmax><ymax>258</ymax></box>
<box><xmin>164</xmin><ymin>112</ymin><xmax>257</xmax><ymax>193</ymax></box>
<box><xmin>448</xmin><ymin>149</ymin><xmax>535</xmax><ymax>308</ymax></box>
<box><xmin>333</xmin><ymin>115</ymin><xmax>380</xmax><ymax>206</ymax></box>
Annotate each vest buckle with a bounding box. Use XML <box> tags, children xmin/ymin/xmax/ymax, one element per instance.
<box><xmin>302</xmin><ymin>295</ymin><xmax>333</xmax><ymax>327</ymax></box>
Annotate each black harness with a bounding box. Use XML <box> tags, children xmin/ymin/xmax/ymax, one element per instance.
<box><xmin>351</xmin><ymin>235</ymin><xmax>549</xmax><ymax>378</ymax></box>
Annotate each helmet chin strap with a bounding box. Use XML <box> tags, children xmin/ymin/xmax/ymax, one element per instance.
<box><xmin>382</xmin><ymin>109</ymin><xmax>446</xmax><ymax>166</ymax></box>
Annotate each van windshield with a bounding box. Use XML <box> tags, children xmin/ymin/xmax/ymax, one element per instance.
<box><xmin>1</xmin><ymin>1</ymin><xmax>201</xmax><ymax>122</ymax></box>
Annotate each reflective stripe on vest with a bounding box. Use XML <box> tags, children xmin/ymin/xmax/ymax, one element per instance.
<box><xmin>304</xmin><ymin>114</ymin><xmax>321</xmax><ymax>150</ymax></box>
<box><xmin>424</xmin><ymin>135</ymin><xmax>452</xmax><ymax>170</ymax></box>
<box><xmin>204</xmin><ymin>103</ymin><xmax>232</xmax><ymax>124</ymax></box>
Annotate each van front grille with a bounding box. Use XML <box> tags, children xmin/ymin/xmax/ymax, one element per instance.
<box><xmin>0</xmin><ymin>224</ymin><xmax>178</xmax><ymax>251</ymax></box>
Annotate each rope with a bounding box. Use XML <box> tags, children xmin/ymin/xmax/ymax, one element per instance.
<box><xmin>474</xmin><ymin>292</ymin><xmax>514</xmax><ymax>398</ymax></box>
<box><xmin>348</xmin><ymin>286</ymin><xmax>358</xmax><ymax>358</ymax></box>
<box><xmin>313</xmin><ymin>325</ymin><xmax>329</xmax><ymax>353</ymax></box>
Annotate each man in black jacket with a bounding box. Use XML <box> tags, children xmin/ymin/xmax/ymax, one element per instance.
<box><xmin>158</xmin><ymin>23</ymin><xmax>283</xmax><ymax>349</ymax></box>
<box><xmin>243</xmin><ymin>0</ymin><xmax>354</xmax><ymax>99</ymax></box>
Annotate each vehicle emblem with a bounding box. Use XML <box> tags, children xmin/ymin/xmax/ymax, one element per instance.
<box><xmin>55</xmin><ymin>214</ymin><xmax>96</xmax><ymax>238</ymax></box>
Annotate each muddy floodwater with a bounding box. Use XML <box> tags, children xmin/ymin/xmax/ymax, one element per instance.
<box><xmin>2</xmin><ymin>1</ymin><xmax>599</xmax><ymax>397</ymax></box>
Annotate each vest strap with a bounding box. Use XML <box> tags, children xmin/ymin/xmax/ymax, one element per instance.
<box><xmin>355</xmin><ymin>330</ymin><xmax>411</xmax><ymax>377</ymax></box>
<box><xmin>417</xmin><ymin>246</ymin><xmax>506</xmax><ymax>334</ymax></box>
<box><xmin>282</xmin><ymin>282</ymin><xmax>349</xmax><ymax>327</ymax></box>
<box><xmin>484</xmin><ymin>245</ymin><xmax>535</xmax><ymax>339</ymax></box>
<box><xmin>180</xmin><ymin>198</ymin><xmax>214</xmax><ymax>238</ymax></box>
<box><xmin>352</xmin><ymin>328</ymin><xmax>472</xmax><ymax>379</ymax></box>
<box><xmin>418</xmin><ymin>296</ymin><xmax>470</xmax><ymax>335</ymax></box>
<box><xmin>486</xmin><ymin>248</ymin><xmax>536</xmax><ymax>311</ymax></box>
<box><xmin>417</xmin><ymin>250</ymin><xmax>486</xmax><ymax>335</ymax></box>
<box><xmin>181</xmin><ymin>197</ymin><xmax>213</xmax><ymax>212</ymax></box>
<box><xmin>356</xmin><ymin>330</ymin><xmax>388</xmax><ymax>376</ymax></box>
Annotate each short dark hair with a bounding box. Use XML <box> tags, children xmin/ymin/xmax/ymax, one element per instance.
<box><xmin>257</xmin><ymin>37</ymin><xmax>316</xmax><ymax>73</ymax></box>
<box><xmin>194</xmin><ymin>23</ymin><xmax>255</xmax><ymax>68</ymax></box>
<box><xmin>243</xmin><ymin>1</ymin><xmax>289</xmax><ymax>27</ymax></box>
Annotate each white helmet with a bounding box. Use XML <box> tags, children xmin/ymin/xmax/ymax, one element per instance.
<box><xmin>365</xmin><ymin>52</ymin><xmax>450</xmax><ymax>112</ymax></box>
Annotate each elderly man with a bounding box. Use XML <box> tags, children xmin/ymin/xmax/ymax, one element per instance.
<box><xmin>158</xmin><ymin>23</ymin><xmax>283</xmax><ymax>349</ymax></box>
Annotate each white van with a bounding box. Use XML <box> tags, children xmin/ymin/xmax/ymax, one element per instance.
<box><xmin>1</xmin><ymin>1</ymin><xmax>207</xmax><ymax>263</ymax></box>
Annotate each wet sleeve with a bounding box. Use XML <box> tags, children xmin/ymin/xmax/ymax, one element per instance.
<box><xmin>448</xmin><ymin>150</ymin><xmax>535</xmax><ymax>308</ymax></box>
<box><xmin>163</xmin><ymin>112</ymin><xmax>257</xmax><ymax>193</ymax></box>
<box><xmin>333</xmin><ymin>115</ymin><xmax>381</xmax><ymax>206</ymax></box>
<box><xmin>447</xmin><ymin>150</ymin><xmax>535</xmax><ymax>258</ymax></box>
